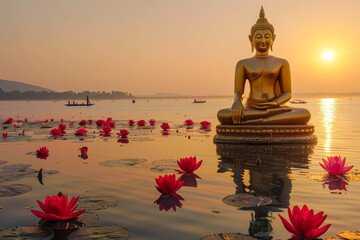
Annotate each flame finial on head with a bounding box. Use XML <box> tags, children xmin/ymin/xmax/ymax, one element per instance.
<box><xmin>250</xmin><ymin>6</ymin><xmax>274</xmax><ymax>38</ymax></box>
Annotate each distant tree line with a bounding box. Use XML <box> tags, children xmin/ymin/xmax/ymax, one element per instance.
<box><xmin>0</xmin><ymin>88</ymin><xmax>134</xmax><ymax>100</ymax></box>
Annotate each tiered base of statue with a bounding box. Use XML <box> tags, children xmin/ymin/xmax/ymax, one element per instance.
<box><xmin>213</xmin><ymin>124</ymin><xmax>317</xmax><ymax>144</ymax></box>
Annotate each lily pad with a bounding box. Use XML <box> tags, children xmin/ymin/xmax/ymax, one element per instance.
<box><xmin>68</xmin><ymin>225</ymin><xmax>131</xmax><ymax>240</ymax></box>
<box><xmin>99</xmin><ymin>159</ymin><xmax>147</xmax><ymax>168</ymax></box>
<box><xmin>148</xmin><ymin>159</ymin><xmax>178</xmax><ymax>173</ymax></box>
<box><xmin>0</xmin><ymin>226</ymin><xmax>53</xmax><ymax>239</ymax></box>
<box><xmin>1</xmin><ymin>164</ymin><xmax>31</xmax><ymax>171</ymax></box>
<box><xmin>39</xmin><ymin>212</ymin><xmax>99</xmax><ymax>230</ymax></box>
<box><xmin>78</xmin><ymin>196</ymin><xmax>119</xmax><ymax>211</ymax></box>
<box><xmin>223</xmin><ymin>194</ymin><xmax>272</xmax><ymax>208</ymax></box>
<box><xmin>199</xmin><ymin>233</ymin><xmax>256</xmax><ymax>240</ymax></box>
<box><xmin>0</xmin><ymin>184</ymin><xmax>32</xmax><ymax>197</ymax></box>
<box><xmin>337</xmin><ymin>231</ymin><xmax>360</xmax><ymax>239</ymax></box>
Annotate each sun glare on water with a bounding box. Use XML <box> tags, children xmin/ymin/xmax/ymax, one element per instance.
<box><xmin>322</xmin><ymin>50</ymin><xmax>335</xmax><ymax>61</ymax></box>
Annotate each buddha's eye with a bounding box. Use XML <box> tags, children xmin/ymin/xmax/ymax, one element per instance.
<box><xmin>265</xmin><ymin>34</ymin><xmax>271</xmax><ymax>39</ymax></box>
<box><xmin>256</xmin><ymin>35</ymin><xmax>261</xmax><ymax>39</ymax></box>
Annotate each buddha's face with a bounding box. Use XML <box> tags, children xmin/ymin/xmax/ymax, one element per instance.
<box><xmin>249</xmin><ymin>30</ymin><xmax>275</xmax><ymax>53</ymax></box>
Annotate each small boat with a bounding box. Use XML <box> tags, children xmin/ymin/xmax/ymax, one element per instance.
<box><xmin>193</xmin><ymin>99</ymin><xmax>206</xmax><ymax>103</ymax></box>
<box><xmin>65</xmin><ymin>98</ymin><xmax>94</xmax><ymax>106</ymax></box>
<box><xmin>132</xmin><ymin>99</ymin><xmax>136</xmax><ymax>103</ymax></box>
<box><xmin>290</xmin><ymin>99</ymin><xmax>307</xmax><ymax>104</ymax></box>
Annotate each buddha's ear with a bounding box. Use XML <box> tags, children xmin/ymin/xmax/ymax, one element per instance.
<box><xmin>249</xmin><ymin>35</ymin><xmax>254</xmax><ymax>52</ymax></box>
<box><xmin>271</xmin><ymin>34</ymin><xmax>276</xmax><ymax>51</ymax></box>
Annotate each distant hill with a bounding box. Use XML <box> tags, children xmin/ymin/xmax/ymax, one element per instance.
<box><xmin>0</xmin><ymin>79</ymin><xmax>55</xmax><ymax>92</ymax></box>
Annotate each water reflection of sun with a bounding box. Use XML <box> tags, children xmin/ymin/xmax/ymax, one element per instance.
<box><xmin>320</xmin><ymin>98</ymin><xmax>336</xmax><ymax>153</ymax></box>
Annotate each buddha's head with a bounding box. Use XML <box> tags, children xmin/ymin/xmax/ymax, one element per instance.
<box><xmin>249</xmin><ymin>6</ymin><xmax>276</xmax><ymax>53</ymax></box>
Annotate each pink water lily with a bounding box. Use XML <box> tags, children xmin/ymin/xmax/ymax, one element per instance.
<box><xmin>58</xmin><ymin>124</ymin><xmax>66</xmax><ymax>133</ymax></box>
<box><xmin>149</xmin><ymin>119</ymin><xmax>156</xmax><ymax>126</ymax></box>
<box><xmin>137</xmin><ymin>120</ymin><xmax>146</xmax><ymax>126</ymax></box>
<box><xmin>96</xmin><ymin>119</ymin><xmax>104</xmax><ymax>126</ymax></box>
<box><xmin>50</xmin><ymin>128</ymin><xmax>63</xmax><ymax>136</ymax></box>
<box><xmin>75</xmin><ymin>128</ymin><xmax>88</xmax><ymax>136</ymax></box>
<box><xmin>129</xmin><ymin>120</ymin><xmax>135</xmax><ymax>126</ymax></box>
<box><xmin>109</xmin><ymin>121</ymin><xmax>115</xmax><ymax>128</ymax></box>
<box><xmin>69</xmin><ymin>121</ymin><xmax>75</xmax><ymax>125</ymax></box>
<box><xmin>155</xmin><ymin>174</ymin><xmax>183</xmax><ymax>196</ymax></box>
<box><xmin>278</xmin><ymin>205</ymin><xmax>331</xmax><ymax>239</ymax></box>
<box><xmin>106</xmin><ymin>117</ymin><xmax>112</xmax><ymax>122</ymax></box>
<box><xmin>24</xmin><ymin>118</ymin><xmax>28</xmax><ymax>122</ymax></box>
<box><xmin>320</xmin><ymin>156</ymin><xmax>353</xmax><ymax>176</ymax></box>
<box><xmin>160</xmin><ymin>122</ymin><xmax>171</xmax><ymax>131</ymax></box>
<box><xmin>2</xmin><ymin>131</ymin><xmax>8</xmax><ymax>138</ymax></box>
<box><xmin>200</xmin><ymin>120</ymin><xmax>211</xmax><ymax>128</ymax></box>
<box><xmin>31</xmin><ymin>193</ymin><xmax>86</xmax><ymax>221</ymax></box>
<box><xmin>184</xmin><ymin>119</ymin><xmax>194</xmax><ymax>125</ymax></box>
<box><xmin>117</xmin><ymin>129</ymin><xmax>129</xmax><ymax>138</ymax></box>
<box><xmin>4</xmin><ymin>117</ymin><xmax>13</xmax><ymax>124</ymax></box>
<box><xmin>79</xmin><ymin>120</ymin><xmax>87</xmax><ymax>125</ymax></box>
<box><xmin>36</xmin><ymin>146</ymin><xmax>49</xmax><ymax>159</ymax></box>
<box><xmin>100</xmin><ymin>126</ymin><xmax>112</xmax><ymax>136</ymax></box>
<box><xmin>88</xmin><ymin>119</ymin><xmax>93</xmax><ymax>124</ymax></box>
<box><xmin>176</xmin><ymin>156</ymin><xmax>202</xmax><ymax>175</ymax></box>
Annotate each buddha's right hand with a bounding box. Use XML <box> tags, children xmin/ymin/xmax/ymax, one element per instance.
<box><xmin>231</xmin><ymin>100</ymin><xmax>244</xmax><ymax>124</ymax></box>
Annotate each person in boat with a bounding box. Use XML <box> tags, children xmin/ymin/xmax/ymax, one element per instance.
<box><xmin>86</xmin><ymin>96</ymin><xmax>90</xmax><ymax>105</ymax></box>
<box><xmin>217</xmin><ymin>7</ymin><xmax>310</xmax><ymax>125</ymax></box>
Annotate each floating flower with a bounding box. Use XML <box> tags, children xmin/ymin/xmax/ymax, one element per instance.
<box><xmin>60</xmin><ymin>118</ymin><xmax>64</xmax><ymax>122</ymax></box>
<box><xmin>154</xmin><ymin>193</ymin><xmax>184</xmax><ymax>211</ymax></box>
<box><xmin>79</xmin><ymin>120</ymin><xmax>87</xmax><ymax>125</ymax></box>
<box><xmin>128</xmin><ymin>120</ymin><xmax>135</xmax><ymax>126</ymax></box>
<box><xmin>176</xmin><ymin>156</ymin><xmax>202</xmax><ymax>175</ymax></box>
<box><xmin>58</xmin><ymin>124</ymin><xmax>66</xmax><ymax>133</ymax></box>
<box><xmin>200</xmin><ymin>121</ymin><xmax>211</xmax><ymax>128</ymax></box>
<box><xmin>44</xmin><ymin>119</ymin><xmax>48</xmax><ymax>123</ymax></box>
<box><xmin>50</xmin><ymin>128</ymin><xmax>63</xmax><ymax>136</ymax></box>
<box><xmin>75</xmin><ymin>128</ymin><xmax>88</xmax><ymax>136</ymax></box>
<box><xmin>36</xmin><ymin>147</ymin><xmax>49</xmax><ymax>159</ymax></box>
<box><xmin>149</xmin><ymin>119</ymin><xmax>156</xmax><ymax>126</ymax></box>
<box><xmin>155</xmin><ymin>174</ymin><xmax>183</xmax><ymax>196</ymax></box>
<box><xmin>106</xmin><ymin>117</ymin><xmax>112</xmax><ymax>122</ymax></box>
<box><xmin>2</xmin><ymin>131</ymin><xmax>8</xmax><ymax>138</ymax></box>
<box><xmin>320</xmin><ymin>156</ymin><xmax>354</xmax><ymax>176</ymax></box>
<box><xmin>69</xmin><ymin>121</ymin><xmax>75</xmax><ymax>125</ymax></box>
<box><xmin>278</xmin><ymin>205</ymin><xmax>331</xmax><ymax>240</ymax></box>
<box><xmin>100</xmin><ymin>126</ymin><xmax>112</xmax><ymax>136</ymax></box>
<box><xmin>50</xmin><ymin>118</ymin><xmax>54</xmax><ymax>122</ymax></box>
<box><xmin>24</xmin><ymin>118</ymin><xmax>28</xmax><ymax>122</ymax></box>
<box><xmin>117</xmin><ymin>129</ymin><xmax>129</xmax><ymax>138</ymax></box>
<box><xmin>31</xmin><ymin>193</ymin><xmax>86</xmax><ymax>221</ymax></box>
<box><xmin>17</xmin><ymin>120</ymin><xmax>21</xmax><ymax>123</ymax></box>
<box><xmin>109</xmin><ymin>121</ymin><xmax>115</xmax><ymax>128</ymax></box>
<box><xmin>184</xmin><ymin>119</ymin><xmax>194</xmax><ymax>125</ymax></box>
<box><xmin>88</xmin><ymin>119</ymin><xmax>93</xmax><ymax>124</ymax></box>
<box><xmin>21</xmin><ymin>130</ymin><xmax>25</xmax><ymax>135</ymax></box>
<box><xmin>96</xmin><ymin>119</ymin><xmax>104</xmax><ymax>126</ymax></box>
<box><xmin>137</xmin><ymin>120</ymin><xmax>146</xmax><ymax>126</ymax></box>
<box><xmin>160</xmin><ymin>122</ymin><xmax>171</xmax><ymax>131</ymax></box>
<box><xmin>80</xmin><ymin>147</ymin><xmax>88</xmax><ymax>160</ymax></box>
<box><xmin>4</xmin><ymin>117</ymin><xmax>14</xmax><ymax>124</ymax></box>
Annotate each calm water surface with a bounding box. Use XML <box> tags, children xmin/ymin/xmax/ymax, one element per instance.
<box><xmin>0</xmin><ymin>98</ymin><xmax>360</xmax><ymax>239</ymax></box>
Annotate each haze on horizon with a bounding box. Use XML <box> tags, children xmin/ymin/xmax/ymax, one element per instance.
<box><xmin>0</xmin><ymin>0</ymin><xmax>359</xmax><ymax>96</ymax></box>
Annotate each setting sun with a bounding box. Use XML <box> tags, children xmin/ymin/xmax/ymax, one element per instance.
<box><xmin>322</xmin><ymin>50</ymin><xmax>335</xmax><ymax>61</ymax></box>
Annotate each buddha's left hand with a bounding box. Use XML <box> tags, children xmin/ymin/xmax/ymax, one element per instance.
<box><xmin>252</xmin><ymin>101</ymin><xmax>279</xmax><ymax>109</ymax></box>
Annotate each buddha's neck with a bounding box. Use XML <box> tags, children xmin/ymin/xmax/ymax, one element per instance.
<box><xmin>255</xmin><ymin>52</ymin><xmax>270</xmax><ymax>58</ymax></box>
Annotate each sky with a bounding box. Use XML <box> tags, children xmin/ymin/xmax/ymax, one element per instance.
<box><xmin>0</xmin><ymin>0</ymin><xmax>359</xmax><ymax>96</ymax></box>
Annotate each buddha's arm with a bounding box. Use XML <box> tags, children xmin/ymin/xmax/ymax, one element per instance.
<box><xmin>232</xmin><ymin>61</ymin><xmax>246</xmax><ymax>123</ymax></box>
<box><xmin>275</xmin><ymin>60</ymin><xmax>291</xmax><ymax>105</ymax></box>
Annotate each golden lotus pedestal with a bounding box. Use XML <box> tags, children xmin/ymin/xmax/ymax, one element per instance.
<box><xmin>213</xmin><ymin>124</ymin><xmax>317</xmax><ymax>144</ymax></box>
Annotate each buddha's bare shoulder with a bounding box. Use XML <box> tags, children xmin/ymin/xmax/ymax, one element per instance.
<box><xmin>271</xmin><ymin>56</ymin><xmax>290</xmax><ymax>65</ymax></box>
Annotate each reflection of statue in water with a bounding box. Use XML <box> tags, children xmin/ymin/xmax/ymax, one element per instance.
<box><xmin>216</xmin><ymin>143</ymin><xmax>314</xmax><ymax>239</ymax></box>
<box><xmin>217</xmin><ymin>7</ymin><xmax>310</xmax><ymax>125</ymax></box>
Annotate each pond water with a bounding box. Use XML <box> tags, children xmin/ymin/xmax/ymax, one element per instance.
<box><xmin>0</xmin><ymin>97</ymin><xmax>360</xmax><ymax>239</ymax></box>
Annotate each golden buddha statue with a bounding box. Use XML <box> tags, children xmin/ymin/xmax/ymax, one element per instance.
<box><xmin>217</xmin><ymin>7</ymin><xmax>311</xmax><ymax>125</ymax></box>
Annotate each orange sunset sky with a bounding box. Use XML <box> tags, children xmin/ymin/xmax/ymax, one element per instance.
<box><xmin>0</xmin><ymin>0</ymin><xmax>359</xmax><ymax>96</ymax></box>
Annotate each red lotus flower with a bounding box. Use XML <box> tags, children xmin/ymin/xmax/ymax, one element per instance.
<box><xmin>100</xmin><ymin>126</ymin><xmax>112</xmax><ymax>136</ymax></box>
<box><xmin>109</xmin><ymin>121</ymin><xmax>115</xmax><ymax>128</ymax></box>
<box><xmin>50</xmin><ymin>118</ymin><xmax>54</xmax><ymax>122</ymax></box>
<box><xmin>36</xmin><ymin>146</ymin><xmax>49</xmax><ymax>159</ymax></box>
<box><xmin>60</xmin><ymin>118</ymin><xmax>64</xmax><ymax>122</ymax></box>
<box><xmin>24</xmin><ymin>118</ymin><xmax>28</xmax><ymax>122</ymax></box>
<box><xmin>200</xmin><ymin>121</ymin><xmax>211</xmax><ymax>128</ymax></box>
<box><xmin>96</xmin><ymin>120</ymin><xmax>104</xmax><ymax>126</ymax></box>
<box><xmin>5</xmin><ymin>117</ymin><xmax>13</xmax><ymax>123</ymax></box>
<box><xmin>175</xmin><ymin>156</ymin><xmax>202</xmax><ymax>175</ymax></box>
<box><xmin>17</xmin><ymin>120</ymin><xmax>20</xmax><ymax>123</ymax></box>
<box><xmin>69</xmin><ymin>121</ymin><xmax>75</xmax><ymax>125</ymax></box>
<box><xmin>117</xmin><ymin>129</ymin><xmax>129</xmax><ymax>138</ymax></box>
<box><xmin>320</xmin><ymin>156</ymin><xmax>353</xmax><ymax>176</ymax></box>
<box><xmin>50</xmin><ymin>128</ymin><xmax>63</xmax><ymax>136</ymax></box>
<box><xmin>106</xmin><ymin>117</ymin><xmax>112</xmax><ymax>122</ymax></box>
<box><xmin>80</xmin><ymin>146</ymin><xmax>88</xmax><ymax>159</ymax></box>
<box><xmin>154</xmin><ymin>193</ymin><xmax>184</xmax><ymax>211</ymax></box>
<box><xmin>137</xmin><ymin>120</ymin><xmax>146</xmax><ymax>126</ymax></box>
<box><xmin>88</xmin><ymin>119</ymin><xmax>93</xmax><ymax>124</ymax></box>
<box><xmin>155</xmin><ymin>174</ymin><xmax>183</xmax><ymax>196</ymax></box>
<box><xmin>184</xmin><ymin>119</ymin><xmax>194</xmax><ymax>125</ymax></box>
<box><xmin>129</xmin><ymin>120</ymin><xmax>135</xmax><ymax>126</ymax></box>
<box><xmin>75</xmin><ymin>128</ymin><xmax>88</xmax><ymax>136</ymax></box>
<box><xmin>79</xmin><ymin>120</ymin><xmax>87</xmax><ymax>125</ymax></box>
<box><xmin>58</xmin><ymin>124</ymin><xmax>66</xmax><ymax>132</ymax></box>
<box><xmin>160</xmin><ymin>122</ymin><xmax>171</xmax><ymax>131</ymax></box>
<box><xmin>44</xmin><ymin>119</ymin><xmax>48</xmax><ymax>123</ymax></box>
<box><xmin>31</xmin><ymin>193</ymin><xmax>86</xmax><ymax>221</ymax></box>
<box><xmin>2</xmin><ymin>131</ymin><xmax>8</xmax><ymax>138</ymax></box>
<box><xmin>149</xmin><ymin>119</ymin><xmax>156</xmax><ymax>126</ymax></box>
<box><xmin>278</xmin><ymin>205</ymin><xmax>331</xmax><ymax>240</ymax></box>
